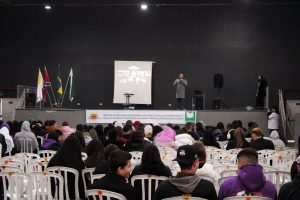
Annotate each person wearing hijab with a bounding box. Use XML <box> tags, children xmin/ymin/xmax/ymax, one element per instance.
<box><xmin>47</xmin><ymin>136</ymin><xmax>85</xmax><ymax>199</ymax></box>
<box><xmin>0</xmin><ymin>123</ymin><xmax>14</xmax><ymax>155</ymax></box>
<box><xmin>14</xmin><ymin>121</ymin><xmax>39</xmax><ymax>152</ymax></box>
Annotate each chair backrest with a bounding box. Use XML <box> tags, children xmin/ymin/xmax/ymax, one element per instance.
<box><xmin>37</xmin><ymin>136</ymin><xmax>44</xmax><ymax>148</ymax></box>
<box><xmin>131</xmin><ymin>174</ymin><xmax>168</xmax><ymax>200</ymax></box>
<box><xmin>16</xmin><ymin>138</ymin><xmax>34</xmax><ymax>153</ymax></box>
<box><xmin>264</xmin><ymin>171</ymin><xmax>291</xmax><ymax>192</ymax></box>
<box><xmin>31</xmin><ymin>172</ymin><xmax>64</xmax><ymax>200</ymax></box>
<box><xmin>0</xmin><ymin>158</ymin><xmax>25</xmax><ymax>172</ymax></box>
<box><xmin>38</xmin><ymin>150</ymin><xmax>56</xmax><ymax>159</ymax></box>
<box><xmin>162</xmin><ymin>196</ymin><xmax>207</xmax><ymax>200</ymax></box>
<box><xmin>82</xmin><ymin>167</ymin><xmax>96</xmax><ymax>195</ymax></box>
<box><xmin>0</xmin><ymin>172</ymin><xmax>32</xmax><ymax>200</ymax></box>
<box><xmin>223</xmin><ymin>196</ymin><xmax>272</xmax><ymax>200</ymax></box>
<box><xmin>0</xmin><ymin>165</ymin><xmax>23</xmax><ymax>173</ymax></box>
<box><xmin>82</xmin><ymin>152</ymin><xmax>88</xmax><ymax>161</ymax></box>
<box><xmin>15</xmin><ymin>153</ymin><xmax>40</xmax><ymax>173</ymax></box>
<box><xmin>0</xmin><ymin>143</ymin><xmax>2</xmax><ymax>158</ymax></box>
<box><xmin>28</xmin><ymin>161</ymin><xmax>48</xmax><ymax>173</ymax></box>
<box><xmin>85</xmin><ymin>189</ymin><xmax>127</xmax><ymax>200</ymax></box>
<box><xmin>199</xmin><ymin>175</ymin><xmax>214</xmax><ymax>183</ymax></box>
<box><xmin>214</xmin><ymin>165</ymin><xmax>238</xmax><ymax>175</ymax></box>
<box><xmin>91</xmin><ymin>174</ymin><xmax>105</xmax><ymax>184</ymax></box>
<box><xmin>220</xmin><ymin>170</ymin><xmax>238</xmax><ymax>178</ymax></box>
<box><xmin>47</xmin><ymin>166</ymin><xmax>80</xmax><ymax>200</ymax></box>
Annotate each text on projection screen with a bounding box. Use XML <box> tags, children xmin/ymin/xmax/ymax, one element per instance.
<box><xmin>113</xmin><ymin>61</ymin><xmax>153</xmax><ymax>104</ymax></box>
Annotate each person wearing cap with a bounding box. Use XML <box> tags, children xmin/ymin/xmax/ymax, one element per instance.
<box><xmin>278</xmin><ymin>155</ymin><xmax>300</xmax><ymax>200</ymax></box>
<box><xmin>154</xmin><ymin>145</ymin><xmax>217</xmax><ymax>200</ymax></box>
<box><xmin>218</xmin><ymin>148</ymin><xmax>277</xmax><ymax>200</ymax></box>
<box><xmin>249</xmin><ymin>127</ymin><xmax>275</xmax><ymax>150</ymax></box>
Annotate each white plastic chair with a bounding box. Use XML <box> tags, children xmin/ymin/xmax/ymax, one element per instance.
<box><xmin>36</xmin><ymin>136</ymin><xmax>44</xmax><ymax>148</ymax></box>
<box><xmin>0</xmin><ymin>143</ymin><xmax>2</xmax><ymax>158</ymax></box>
<box><xmin>162</xmin><ymin>196</ymin><xmax>207</xmax><ymax>200</ymax></box>
<box><xmin>223</xmin><ymin>196</ymin><xmax>272</xmax><ymax>200</ymax></box>
<box><xmin>85</xmin><ymin>189</ymin><xmax>127</xmax><ymax>200</ymax></box>
<box><xmin>15</xmin><ymin>153</ymin><xmax>40</xmax><ymax>173</ymax></box>
<box><xmin>47</xmin><ymin>166</ymin><xmax>80</xmax><ymax>200</ymax></box>
<box><xmin>265</xmin><ymin>171</ymin><xmax>291</xmax><ymax>192</ymax></box>
<box><xmin>0</xmin><ymin>165</ymin><xmax>23</xmax><ymax>173</ymax></box>
<box><xmin>91</xmin><ymin>173</ymin><xmax>105</xmax><ymax>184</ymax></box>
<box><xmin>82</xmin><ymin>167</ymin><xmax>96</xmax><ymax>195</ymax></box>
<box><xmin>214</xmin><ymin>165</ymin><xmax>238</xmax><ymax>175</ymax></box>
<box><xmin>28</xmin><ymin>161</ymin><xmax>48</xmax><ymax>173</ymax></box>
<box><xmin>131</xmin><ymin>174</ymin><xmax>168</xmax><ymax>200</ymax></box>
<box><xmin>199</xmin><ymin>175</ymin><xmax>214</xmax><ymax>183</ymax></box>
<box><xmin>38</xmin><ymin>150</ymin><xmax>56</xmax><ymax>159</ymax></box>
<box><xmin>82</xmin><ymin>152</ymin><xmax>88</xmax><ymax>161</ymax></box>
<box><xmin>0</xmin><ymin>158</ymin><xmax>25</xmax><ymax>172</ymax></box>
<box><xmin>31</xmin><ymin>172</ymin><xmax>64</xmax><ymax>200</ymax></box>
<box><xmin>0</xmin><ymin>172</ymin><xmax>32</xmax><ymax>200</ymax></box>
<box><xmin>220</xmin><ymin>170</ymin><xmax>238</xmax><ymax>178</ymax></box>
<box><xmin>16</xmin><ymin>138</ymin><xmax>34</xmax><ymax>153</ymax></box>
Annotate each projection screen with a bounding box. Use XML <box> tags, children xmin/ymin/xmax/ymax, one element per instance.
<box><xmin>113</xmin><ymin>60</ymin><xmax>153</xmax><ymax>105</ymax></box>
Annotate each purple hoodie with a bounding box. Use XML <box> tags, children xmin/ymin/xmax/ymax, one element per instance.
<box><xmin>218</xmin><ymin>164</ymin><xmax>277</xmax><ymax>200</ymax></box>
<box><xmin>42</xmin><ymin>139</ymin><xmax>57</xmax><ymax>149</ymax></box>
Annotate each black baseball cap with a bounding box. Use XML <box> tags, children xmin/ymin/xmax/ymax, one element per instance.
<box><xmin>174</xmin><ymin>145</ymin><xmax>199</xmax><ymax>164</ymax></box>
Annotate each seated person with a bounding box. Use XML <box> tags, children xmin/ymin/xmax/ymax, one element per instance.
<box><xmin>193</xmin><ymin>141</ymin><xmax>220</xmax><ymax>183</ymax></box>
<box><xmin>249</xmin><ymin>128</ymin><xmax>275</xmax><ymax>150</ymax></box>
<box><xmin>218</xmin><ymin>148</ymin><xmax>277</xmax><ymax>200</ymax></box>
<box><xmin>89</xmin><ymin>150</ymin><xmax>136</xmax><ymax>200</ymax></box>
<box><xmin>155</xmin><ymin>145</ymin><xmax>217</xmax><ymax>200</ymax></box>
<box><xmin>278</xmin><ymin>155</ymin><xmax>300</xmax><ymax>200</ymax></box>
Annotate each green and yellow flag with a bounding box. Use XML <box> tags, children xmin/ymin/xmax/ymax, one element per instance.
<box><xmin>57</xmin><ymin>65</ymin><xmax>63</xmax><ymax>102</ymax></box>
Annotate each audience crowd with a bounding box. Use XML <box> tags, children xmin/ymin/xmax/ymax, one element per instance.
<box><xmin>0</xmin><ymin>116</ymin><xmax>298</xmax><ymax>200</ymax></box>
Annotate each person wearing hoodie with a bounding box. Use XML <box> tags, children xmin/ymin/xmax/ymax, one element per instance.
<box><xmin>41</xmin><ymin>131</ymin><xmax>62</xmax><ymax>151</ymax></box>
<box><xmin>218</xmin><ymin>148</ymin><xmax>277</xmax><ymax>200</ymax></box>
<box><xmin>278</xmin><ymin>155</ymin><xmax>300</xmax><ymax>200</ymax></box>
<box><xmin>154</xmin><ymin>125</ymin><xmax>176</xmax><ymax>147</ymax></box>
<box><xmin>265</xmin><ymin>130</ymin><xmax>285</xmax><ymax>149</ymax></box>
<box><xmin>14</xmin><ymin>121</ymin><xmax>39</xmax><ymax>153</ymax></box>
<box><xmin>0</xmin><ymin>123</ymin><xmax>12</xmax><ymax>155</ymax></box>
<box><xmin>60</xmin><ymin>121</ymin><xmax>75</xmax><ymax>139</ymax></box>
<box><xmin>155</xmin><ymin>145</ymin><xmax>217</xmax><ymax>200</ymax></box>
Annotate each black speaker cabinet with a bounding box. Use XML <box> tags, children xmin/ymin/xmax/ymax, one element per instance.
<box><xmin>25</xmin><ymin>93</ymin><xmax>36</xmax><ymax>108</ymax></box>
<box><xmin>214</xmin><ymin>74</ymin><xmax>223</xmax><ymax>88</ymax></box>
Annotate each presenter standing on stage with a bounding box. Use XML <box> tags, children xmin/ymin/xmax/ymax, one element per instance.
<box><xmin>173</xmin><ymin>73</ymin><xmax>187</xmax><ymax>110</ymax></box>
<box><xmin>255</xmin><ymin>74</ymin><xmax>268</xmax><ymax>109</ymax></box>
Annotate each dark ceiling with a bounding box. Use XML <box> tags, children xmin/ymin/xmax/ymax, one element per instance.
<box><xmin>1</xmin><ymin>0</ymin><xmax>300</xmax><ymax>6</ymax></box>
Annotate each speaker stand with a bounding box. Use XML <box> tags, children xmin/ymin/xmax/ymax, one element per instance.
<box><xmin>217</xmin><ymin>88</ymin><xmax>228</xmax><ymax>109</ymax></box>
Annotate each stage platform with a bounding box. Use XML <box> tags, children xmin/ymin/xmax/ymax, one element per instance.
<box><xmin>14</xmin><ymin>108</ymin><xmax>269</xmax><ymax>135</ymax></box>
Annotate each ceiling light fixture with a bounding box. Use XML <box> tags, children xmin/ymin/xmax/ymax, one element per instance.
<box><xmin>141</xmin><ymin>3</ymin><xmax>148</xmax><ymax>10</ymax></box>
<box><xmin>45</xmin><ymin>4</ymin><xmax>51</xmax><ymax>10</ymax></box>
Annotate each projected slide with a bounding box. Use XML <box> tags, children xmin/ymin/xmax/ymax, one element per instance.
<box><xmin>113</xmin><ymin>60</ymin><xmax>153</xmax><ymax>104</ymax></box>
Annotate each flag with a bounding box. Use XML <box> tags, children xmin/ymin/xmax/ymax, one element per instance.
<box><xmin>36</xmin><ymin>68</ymin><xmax>44</xmax><ymax>103</ymax></box>
<box><xmin>43</xmin><ymin>66</ymin><xmax>51</xmax><ymax>101</ymax></box>
<box><xmin>57</xmin><ymin>65</ymin><xmax>63</xmax><ymax>102</ymax></box>
<box><xmin>69</xmin><ymin>68</ymin><xmax>74</xmax><ymax>102</ymax></box>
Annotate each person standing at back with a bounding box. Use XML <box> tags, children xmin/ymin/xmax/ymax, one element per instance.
<box><xmin>255</xmin><ymin>74</ymin><xmax>268</xmax><ymax>109</ymax></box>
<box><xmin>173</xmin><ymin>73</ymin><xmax>187</xmax><ymax>110</ymax></box>
<box><xmin>267</xmin><ymin>105</ymin><xmax>280</xmax><ymax>133</ymax></box>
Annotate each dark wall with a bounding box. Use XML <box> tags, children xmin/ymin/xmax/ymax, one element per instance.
<box><xmin>1</xmin><ymin>4</ymin><xmax>300</xmax><ymax>109</ymax></box>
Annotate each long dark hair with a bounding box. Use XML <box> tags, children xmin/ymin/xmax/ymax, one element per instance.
<box><xmin>141</xmin><ymin>144</ymin><xmax>166</xmax><ymax>175</ymax></box>
<box><xmin>48</xmin><ymin>135</ymin><xmax>84</xmax><ymax>169</ymax></box>
<box><xmin>85</xmin><ymin>139</ymin><xmax>105</xmax><ymax>168</ymax></box>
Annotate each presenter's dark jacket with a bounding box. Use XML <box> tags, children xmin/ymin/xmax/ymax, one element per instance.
<box><xmin>89</xmin><ymin>172</ymin><xmax>137</xmax><ymax>200</ymax></box>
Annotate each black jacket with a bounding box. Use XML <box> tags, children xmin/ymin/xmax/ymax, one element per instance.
<box><xmin>94</xmin><ymin>160</ymin><xmax>109</xmax><ymax>175</ymax></box>
<box><xmin>249</xmin><ymin>137</ymin><xmax>275</xmax><ymax>151</ymax></box>
<box><xmin>226</xmin><ymin>139</ymin><xmax>249</xmax><ymax>150</ymax></box>
<box><xmin>0</xmin><ymin>134</ymin><xmax>7</xmax><ymax>157</ymax></box>
<box><xmin>278</xmin><ymin>174</ymin><xmax>300</xmax><ymax>200</ymax></box>
<box><xmin>89</xmin><ymin>172</ymin><xmax>137</xmax><ymax>200</ymax></box>
<box><xmin>154</xmin><ymin>172</ymin><xmax>217</xmax><ymax>200</ymax></box>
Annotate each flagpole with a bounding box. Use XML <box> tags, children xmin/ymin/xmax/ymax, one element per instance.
<box><xmin>44</xmin><ymin>65</ymin><xmax>57</xmax><ymax>106</ymax></box>
<box><xmin>61</xmin><ymin>73</ymin><xmax>70</xmax><ymax>106</ymax></box>
<box><xmin>46</xmin><ymin>90</ymin><xmax>53</xmax><ymax>109</ymax></box>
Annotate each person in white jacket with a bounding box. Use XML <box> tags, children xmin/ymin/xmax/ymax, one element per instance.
<box><xmin>265</xmin><ymin>130</ymin><xmax>285</xmax><ymax>150</ymax></box>
<box><xmin>193</xmin><ymin>141</ymin><xmax>220</xmax><ymax>184</ymax></box>
<box><xmin>267</xmin><ymin>105</ymin><xmax>280</xmax><ymax>132</ymax></box>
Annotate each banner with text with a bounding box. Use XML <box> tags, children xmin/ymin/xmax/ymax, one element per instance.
<box><xmin>86</xmin><ymin>110</ymin><xmax>196</xmax><ymax>124</ymax></box>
